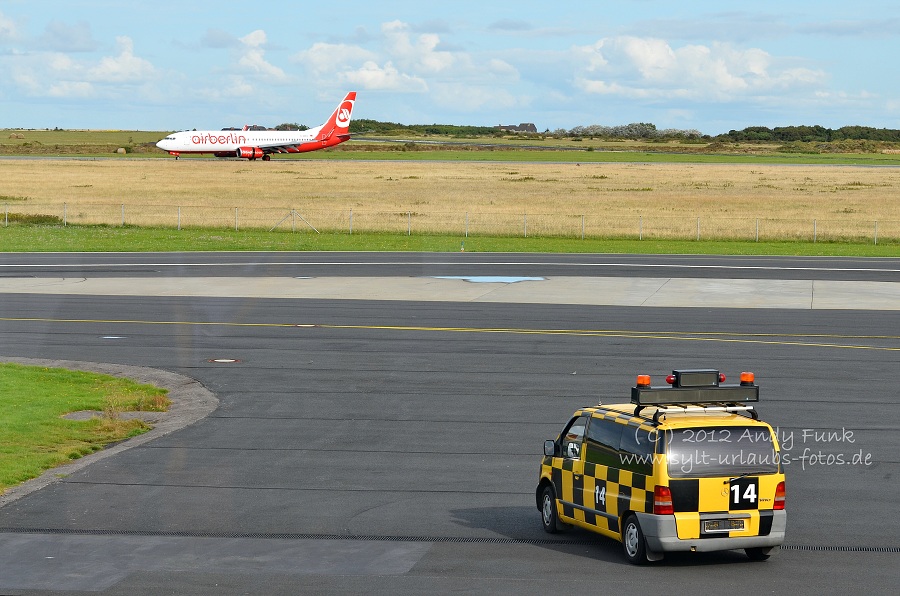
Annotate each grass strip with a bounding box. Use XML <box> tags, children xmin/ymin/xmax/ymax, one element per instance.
<box><xmin>0</xmin><ymin>225</ymin><xmax>897</xmax><ymax>256</ymax></box>
<box><xmin>0</xmin><ymin>363</ymin><xmax>170</xmax><ymax>494</ymax></box>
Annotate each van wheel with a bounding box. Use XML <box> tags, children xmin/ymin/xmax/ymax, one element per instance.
<box><xmin>745</xmin><ymin>547</ymin><xmax>771</xmax><ymax>561</ymax></box>
<box><xmin>622</xmin><ymin>515</ymin><xmax>649</xmax><ymax>564</ymax></box>
<box><xmin>540</xmin><ymin>486</ymin><xmax>563</xmax><ymax>534</ymax></box>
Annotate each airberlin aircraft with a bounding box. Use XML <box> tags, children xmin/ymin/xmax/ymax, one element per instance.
<box><xmin>156</xmin><ymin>92</ymin><xmax>356</xmax><ymax>160</ymax></box>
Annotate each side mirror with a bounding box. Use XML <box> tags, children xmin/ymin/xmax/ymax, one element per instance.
<box><xmin>544</xmin><ymin>440</ymin><xmax>557</xmax><ymax>457</ymax></box>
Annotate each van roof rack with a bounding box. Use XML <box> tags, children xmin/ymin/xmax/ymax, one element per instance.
<box><xmin>631</xmin><ymin>369</ymin><xmax>760</xmax><ymax>422</ymax></box>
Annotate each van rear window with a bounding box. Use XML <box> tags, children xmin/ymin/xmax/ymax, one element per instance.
<box><xmin>664</xmin><ymin>426</ymin><xmax>779</xmax><ymax>478</ymax></box>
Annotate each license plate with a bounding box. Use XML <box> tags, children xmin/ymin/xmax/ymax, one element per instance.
<box><xmin>704</xmin><ymin>519</ymin><xmax>744</xmax><ymax>533</ymax></box>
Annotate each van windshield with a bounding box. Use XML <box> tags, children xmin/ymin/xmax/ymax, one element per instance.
<box><xmin>664</xmin><ymin>426</ymin><xmax>779</xmax><ymax>478</ymax></box>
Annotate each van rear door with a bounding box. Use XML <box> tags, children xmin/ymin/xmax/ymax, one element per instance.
<box><xmin>664</xmin><ymin>425</ymin><xmax>781</xmax><ymax>539</ymax></box>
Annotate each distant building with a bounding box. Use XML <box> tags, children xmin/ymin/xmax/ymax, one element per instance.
<box><xmin>496</xmin><ymin>123</ymin><xmax>538</xmax><ymax>133</ymax></box>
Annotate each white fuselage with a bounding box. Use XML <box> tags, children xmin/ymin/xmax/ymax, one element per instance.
<box><xmin>156</xmin><ymin>125</ymin><xmax>326</xmax><ymax>155</ymax></box>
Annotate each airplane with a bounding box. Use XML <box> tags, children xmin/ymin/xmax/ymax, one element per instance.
<box><xmin>156</xmin><ymin>92</ymin><xmax>356</xmax><ymax>161</ymax></box>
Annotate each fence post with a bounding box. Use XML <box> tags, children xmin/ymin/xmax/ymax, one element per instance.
<box><xmin>696</xmin><ymin>217</ymin><xmax>700</xmax><ymax>241</ymax></box>
<box><xmin>756</xmin><ymin>218</ymin><xmax>759</xmax><ymax>242</ymax></box>
<box><xmin>465</xmin><ymin>212</ymin><xmax>468</xmax><ymax>238</ymax></box>
<box><xmin>349</xmin><ymin>209</ymin><xmax>353</xmax><ymax>235</ymax></box>
<box><xmin>235</xmin><ymin>207</ymin><xmax>239</xmax><ymax>231</ymax></box>
<box><xmin>814</xmin><ymin>219</ymin><xmax>817</xmax><ymax>243</ymax></box>
<box><xmin>875</xmin><ymin>220</ymin><xmax>878</xmax><ymax>245</ymax></box>
<box><xmin>524</xmin><ymin>213</ymin><xmax>527</xmax><ymax>238</ymax></box>
<box><xmin>4</xmin><ymin>205</ymin><xmax>7</xmax><ymax>227</ymax></box>
<box><xmin>639</xmin><ymin>216</ymin><xmax>643</xmax><ymax>240</ymax></box>
<box><xmin>407</xmin><ymin>211</ymin><xmax>411</xmax><ymax>236</ymax></box>
<box><xmin>121</xmin><ymin>204</ymin><xmax>125</xmax><ymax>227</ymax></box>
<box><xmin>178</xmin><ymin>206</ymin><xmax>181</xmax><ymax>231</ymax></box>
<box><xmin>582</xmin><ymin>215</ymin><xmax>585</xmax><ymax>240</ymax></box>
<box><xmin>64</xmin><ymin>202</ymin><xmax>67</xmax><ymax>226</ymax></box>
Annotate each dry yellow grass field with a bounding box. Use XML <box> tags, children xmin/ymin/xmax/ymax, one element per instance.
<box><xmin>2</xmin><ymin>159</ymin><xmax>899</xmax><ymax>240</ymax></box>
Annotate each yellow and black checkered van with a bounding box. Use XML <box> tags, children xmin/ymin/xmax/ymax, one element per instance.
<box><xmin>536</xmin><ymin>369</ymin><xmax>786</xmax><ymax>564</ymax></box>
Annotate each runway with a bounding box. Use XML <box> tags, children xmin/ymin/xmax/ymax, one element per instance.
<box><xmin>0</xmin><ymin>253</ymin><xmax>898</xmax><ymax>594</ymax></box>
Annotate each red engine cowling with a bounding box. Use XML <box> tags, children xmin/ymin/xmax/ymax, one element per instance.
<box><xmin>236</xmin><ymin>146</ymin><xmax>264</xmax><ymax>160</ymax></box>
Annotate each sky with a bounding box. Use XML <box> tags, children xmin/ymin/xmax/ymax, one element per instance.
<box><xmin>1</xmin><ymin>1</ymin><xmax>899</xmax><ymax>135</ymax></box>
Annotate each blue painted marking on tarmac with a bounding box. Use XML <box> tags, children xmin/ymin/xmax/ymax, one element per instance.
<box><xmin>432</xmin><ymin>276</ymin><xmax>546</xmax><ymax>284</ymax></box>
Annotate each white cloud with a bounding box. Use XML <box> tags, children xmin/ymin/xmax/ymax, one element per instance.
<box><xmin>87</xmin><ymin>36</ymin><xmax>155</xmax><ymax>83</ymax></box>
<box><xmin>575</xmin><ymin>36</ymin><xmax>826</xmax><ymax>102</ymax></box>
<box><xmin>292</xmin><ymin>43</ymin><xmax>428</xmax><ymax>93</ymax></box>
<box><xmin>292</xmin><ymin>42</ymin><xmax>377</xmax><ymax>76</ymax></box>
<box><xmin>10</xmin><ymin>57</ymin><xmax>96</xmax><ymax>99</ymax></box>
<box><xmin>487</xmin><ymin>58</ymin><xmax>519</xmax><ymax>80</ymax></box>
<box><xmin>239</xmin><ymin>30</ymin><xmax>267</xmax><ymax>48</ymax></box>
<box><xmin>0</xmin><ymin>11</ymin><xmax>18</xmax><ymax>42</ymax></box>
<box><xmin>6</xmin><ymin>36</ymin><xmax>156</xmax><ymax>100</ymax></box>
<box><xmin>382</xmin><ymin>20</ymin><xmax>454</xmax><ymax>74</ymax></box>
<box><xmin>337</xmin><ymin>60</ymin><xmax>427</xmax><ymax>92</ymax></box>
<box><xmin>576</xmin><ymin>79</ymin><xmax>649</xmax><ymax>98</ymax></box>
<box><xmin>291</xmin><ymin>26</ymin><xmax>436</xmax><ymax>93</ymax></box>
<box><xmin>236</xmin><ymin>29</ymin><xmax>286</xmax><ymax>82</ymax></box>
<box><xmin>47</xmin><ymin>80</ymin><xmax>94</xmax><ymax>98</ymax></box>
<box><xmin>292</xmin><ymin>20</ymin><xmax>519</xmax><ymax>104</ymax></box>
<box><xmin>11</xmin><ymin>70</ymin><xmax>42</xmax><ymax>95</ymax></box>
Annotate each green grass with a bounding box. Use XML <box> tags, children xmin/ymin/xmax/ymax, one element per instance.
<box><xmin>1</xmin><ymin>224</ymin><xmax>897</xmax><ymax>256</ymax></box>
<box><xmin>0</xmin><ymin>129</ymin><xmax>163</xmax><ymax>146</ymax></box>
<box><xmin>0</xmin><ymin>363</ymin><xmax>170</xmax><ymax>494</ymax></box>
<box><xmin>4</xmin><ymin>128</ymin><xmax>900</xmax><ymax>164</ymax></box>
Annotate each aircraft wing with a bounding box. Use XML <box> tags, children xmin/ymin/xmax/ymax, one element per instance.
<box><xmin>254</xmin><ymin>134</ymin><xmax>354</xmax><ymax>155</ymax></box>
<box><xmin>257</xmin><ymin>141</ymin><xmax>316</xmax><ymax>155</ymax></box>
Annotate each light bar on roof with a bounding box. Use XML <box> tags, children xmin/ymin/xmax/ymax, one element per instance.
<box><xmin>631</xmin><ymin>384</ymin><xmax>759</xmax><ymax>406</ymax></box>
<box><xmin>631</xmin><ymin>368</ymin><xmax>759</xmax><ymax>406</ymax></box>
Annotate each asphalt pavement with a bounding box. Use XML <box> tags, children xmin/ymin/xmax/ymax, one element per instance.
<box><xmin>0</xmin><ymin>253</ymin><xmax>898</xmax><ymax>594</ymax></box>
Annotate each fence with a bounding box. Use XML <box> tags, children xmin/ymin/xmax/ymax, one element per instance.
<box><xmin>3</xmin><ymin>202</ymin><xmax>899</xmax><ymax>244</ymax></box>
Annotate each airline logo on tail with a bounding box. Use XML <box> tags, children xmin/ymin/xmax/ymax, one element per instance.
<box><xmin>156</xmin><ymin>92</ymin><xmax>357</xmax><ymax>161</ymax></box>
<box><xmin>336</xmin><ymin>98</ymin><xmax>354</xmax><ymax>128</ymax></box>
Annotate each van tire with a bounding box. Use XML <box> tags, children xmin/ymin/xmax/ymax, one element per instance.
<box><xmin>622</xmin><ymin>514</ymin><xmax>649</xmax><ymax>564</ymax></box>
<box><xmin>745</xmin><ymin>547</ymin><xmax>771</xmax><ymax>561</ymax></box>
<box><xmin>540</xmin><ymin>485</ymin><xmax>563</xmax><ymax>533</ymax></box>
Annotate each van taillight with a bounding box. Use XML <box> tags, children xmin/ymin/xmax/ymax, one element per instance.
<box><xmin>654</xmin><ymin>486</ymin><xmax>674</xmax><ymax>515</ymax></box>
<box><xmin>774</xmin><ymin>481</ymin><xmax>786</xmax><ymax>510</ymax></box>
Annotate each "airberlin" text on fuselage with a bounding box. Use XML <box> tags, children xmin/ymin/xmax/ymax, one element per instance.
<box><xmin>191</xmin><ymin>133</ymin><xmax>248</xmax><ymax>145</ymax></box>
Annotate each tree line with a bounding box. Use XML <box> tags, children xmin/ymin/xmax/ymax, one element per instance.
<box><xmin>276</xmin><ymin>118</ymin><xmax>900</xmax><ymax>143</ymax></box>
<box><xmin>349</xmin><ymin>119</ymin><xmax>497</xmax><ymax>136</ymax></box>
<box><xmin>550</xmin><ymin>123</ymin><xmax>703</xmax><ymax>140</ymax></box>
<box><xmin>716</xmin><ymin>125</ymin><xmax>900</xmax><ymax>143</ymax></box>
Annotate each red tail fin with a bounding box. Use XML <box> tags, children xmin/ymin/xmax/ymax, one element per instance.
<box><xmin>321</xmin><ymin>92</ymin><xmax>356</xmax><ymax>135</ymax></box>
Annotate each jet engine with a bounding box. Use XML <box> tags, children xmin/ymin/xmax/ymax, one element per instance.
<box><xmin>236</xmin><ymin>146</ymin><xmax>264</xmax><ymax>160</ymax></box>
